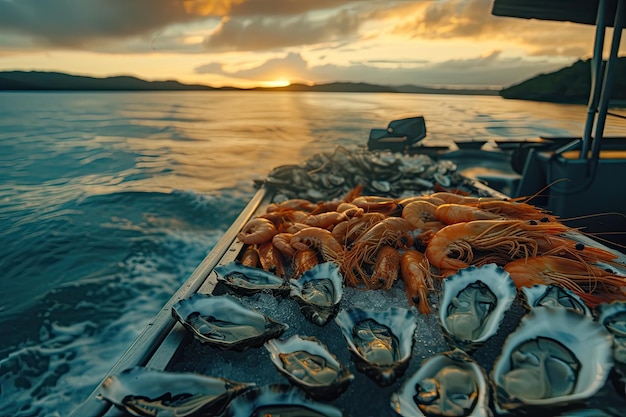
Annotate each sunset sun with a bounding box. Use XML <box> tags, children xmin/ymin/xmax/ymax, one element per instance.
<box><xmin>262</xmin><ymin>79</ymin><xmax>291</xmax><ymax>88</ymax></box>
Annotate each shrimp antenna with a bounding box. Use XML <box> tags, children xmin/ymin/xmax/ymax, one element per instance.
<box><xmin>516</xmin><ymin>178</ymin><xmax>571</xmax><ymax>204</ymax></box>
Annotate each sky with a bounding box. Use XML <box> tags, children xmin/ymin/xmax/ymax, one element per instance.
<box><xmin>0</xmin><ymin>0</ymin><xmax>623</xmax><ymax>89</ymax></box>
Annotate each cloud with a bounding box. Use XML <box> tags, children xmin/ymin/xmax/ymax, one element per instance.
<box><xmin>0</xmin><ymin>0</ymin><xmax>360</xmax><ymax>51</ymax></box>
<box><xmin>0</xmin><ymin>0</ymin><xmax>202</xmax><ymax>48</ymax></box>
<box><xmin>196</xmin><ymin>51</ymin><xmax>309</xmax><ymax>80</ymax></box>
<box><xmin>389</xmin><ymin>0</ymin><xmax>601</xmax><ymax>58</ymax></box>
<box><xmin>195</xmin><ymin>51</ymin><xmax>570</xmax><ymax>88</ymax></box>
<box><xmin>203</xmin><ymin>9</ymin><xmax>360</xmax><ymax>51</ymax></box>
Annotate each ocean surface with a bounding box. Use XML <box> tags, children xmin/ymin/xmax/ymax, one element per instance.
<box><xmin>1</xmin><ymin>91</ymin><xmax>625</xmax><ymax>416</ymax></box>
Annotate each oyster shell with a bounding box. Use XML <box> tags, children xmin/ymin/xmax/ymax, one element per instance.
<box><xmin>492</xmin><ymin>307</ymin><xmax>613</xmax><ymax>413</ymax></box>
<box><xmin>439</xmin><ymin>263</ymin><xmax>516</xmax><ymax>350</ymax></box>
<box><xmin>214</xmin><ymin>261</ymin><xmax>288</xmax><ymax>295</ymax></box>
<box><xmin>222</xmin><ymin>384</ymin><xmax>346</xmax><ymax>417</ymax></box>
<box><xmin>171</xmin><ymin>293</ymin><xmax>288</xmax><ymax>351</ymax></box>
<box><xmin>391</xmin><ymin>349</ymin><xmax>492</xmax><ymax>417</ymax></box>
<box><xmin>596</xmin><ymin>301</ymin><xmax>626</xmax><ymax>397</ymax></box>
<box><xmin>335</xmin><ymin>306</ymin><xmax>417</xmax><ymax>386</ymax></box>
<box><xmin>521</xmin><ymin>284</ymin><xmax>591</xmax><ymax>317</ymax></box>
<box><xmin>98</xmin><ymin>366</ymin><xmax>254</xmax><ymax>417</ymax></box>
<box><xmin>265</xmin><ymin>335</ymin><xmax>354</xmax><ymax>401</ymax></box>
<box><xmin>289</xmin><ymin>262</ymin><xmax>344</xmax><ymax>326</ymax></box>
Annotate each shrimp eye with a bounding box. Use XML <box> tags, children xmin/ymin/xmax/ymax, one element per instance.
<box><xmin>575</xmin><ymin>243</ymin><xmax>585</xmax><ymax>250</ymax></box>
<box><xmin>529</xmin><ymin>220</ymin><xmax>538</xmax><ymax>225</ymax></box>
<box><xmin>412</xmin><ymin>295</ymin><xmax>421</xmax><ymax>304</ymax></box>
<box><xmin>540</xmin><ymin>217</ymin><xmax>550</xmax><ymax>222</ymax></box>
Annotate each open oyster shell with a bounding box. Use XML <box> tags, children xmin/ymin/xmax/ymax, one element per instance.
<box><xmin>265</xmin><ymin>335</ymin><xmax>354</xmax><ymax>401</ymax></box>
<box><xmin>214</xmin><ymin>261</ymin><xmax>288</xmax><ymax>295</ymax></box>
<box><xmin>289</xmin><ymin>262</ymin><xmax>344</xmax><ymax>326</ymax></box>
<box><xmin>98</xmin><ymin>366</ymin><xmax>255</xmax><ymax>417</ymax></box>
<box><xmin>521</xmin><ymin>284</ymin><xmax>591</xmax><ymax>317</ymax></box>
<box><xmin>596</xmin><ymin>301</ymin><xmax>626</xmax><ymax>397</ymax></box>
<box><xmin>439</xmin><ymin>263</ymin><xmax>516</xmax><ymax>350</ymax></box>
<box><xmin>335</xmin><ymin>306</ymin><xmax>417</xmax><ymax>386</ymax></box>
<box><xmin>171</xmin><ymin>293</ymin><xmax>288</xmax><ymax>351</ymax></box>
<box><xmin>492</xmin><ymin>307</ymin><xmax>613</xmax><ymax>413</ymax></box>
<box><xmin>221</xmin><ymin>384</ymin><xmax>347</xmax><ymax>417</ymax></box>
<box><xmin>391</xmin><ymin>349</ymin><xmax>492</xmax><ymax>417</ymax></box>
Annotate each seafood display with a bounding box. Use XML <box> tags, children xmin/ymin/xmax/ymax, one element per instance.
<box><xmin>491</xmin><ymin>307</ymin><xmax>613</xmax><ymax>413</ymax></box>
<box><xmin>265</xmin><ymin>335</ymin><xmax>354</xmax><ymax>400</ymax></box>
<box><xmin>99</xmin><ymin>146</ymin><xmax>626</xmax><ymax>416</ymax></box>
<box><xmin>171</xmin><ymin>293</ymin><xmax>288</xmax><ymax>351</ymax></box>
<box><xmin>438</xmin><ymin>264</ymin><xmax>517</xmax><ymax>350</ymax></box>
<box><xmin>98</xmin><ymin>367</ymin><xmax>255</xmax><ymax>417</ymax></box>
<box><xmin>335</xmin><ymin>307</ymin><xmax>418</xmax><ymax>386</ymax></box>
<box><xmin>391</xmin><ymin>349</ymin><xmax>492</xmax><ymax>417</ymax></box>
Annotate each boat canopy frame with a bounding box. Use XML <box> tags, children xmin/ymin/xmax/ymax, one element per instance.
<box><xmin>493</xmin><ymin>0</ymin><xmax>625</xmax><ymax>165</ymax></box>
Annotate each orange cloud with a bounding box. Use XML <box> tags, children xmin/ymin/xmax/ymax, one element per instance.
<box><xmin>182</xmin><ymin>0</ymin><xmax>244</xmax><ymax>16</ymax></box>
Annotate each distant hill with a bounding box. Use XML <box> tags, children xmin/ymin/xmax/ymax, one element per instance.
<box><xmin>0</xmin><ymin>70</ymin><xmax>497</xmax><ymax>95</ymax></box>
<box><xmin>0</xmin><ymin>71</ymin><xmax>217</xmax><ymax>91</ymax></box>
<box><xmin>500</xmin><ymin>57</ymin><xmax>626</xmax><ymax>103</ymax></box>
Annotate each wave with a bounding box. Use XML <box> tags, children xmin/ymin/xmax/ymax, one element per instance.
<box><xmin>0</xmin><ymin>188</ymin><xmax>250</xmax><ymax>416</ymax></box>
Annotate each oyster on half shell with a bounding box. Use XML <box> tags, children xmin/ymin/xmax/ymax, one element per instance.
<box><xmin>171</xmin><ymin>293</ymin><xmax>288</xmax><ymax>351</ymax></box>
<box><xmin>265</xmin><ymin>335</ymin><xmax>354</xmax><ymax>401</ymax></box>
<box><xmin>335</xmin><ymin>306</ymin><xmax>417</xmax><ymax>386</ymax></box>
<box><xmin>521</xmin><ymin>284</ymin><xmax>591</xmax><ymax>317</ymax></box>
<box><xmin>214</xmin><ymin>261</ymin><xmax>288</xmax><ymax>295</ymax></box>
<box><xmin>439</xmin><ymin>263</ymin><xmax>516</xmax><ymax>350</ymax></box>
<box><xmin>391</xmin><ymin>349</ymin><xmax>492</xmax><ymax>417</ymax></box>
<box><xmin>492</xmin><ymin>307</ymin><xmax>613</xmax><ymax>413</ymax></box>
<box><xmin>221</xmin><ymin>384</ymin><xmax>347</xmax><ymax>417</ymax></box>
<box><xmin>596</xmin><ymin>301</ymin><xmax>626</xmax><ymax>397</ymax></box>
<box><xmin>289</xmin><ymin>262</ymin><xmax>344</xmax><ymax>326</ymax></box>
<box><xmin>98</xmin><ymin>367</ymin><xmax>255</xmax><ymax>417</ymax></box>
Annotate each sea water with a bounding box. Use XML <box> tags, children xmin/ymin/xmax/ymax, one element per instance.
<box><xmin>0</xmin><ymin>91</ymin><xmax>625</xmax><ymax>416</ymax></box>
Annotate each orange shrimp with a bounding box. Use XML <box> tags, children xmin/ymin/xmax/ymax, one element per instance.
<box><xmin>398</xmin><ymin>195</ymin><xmax>445</xmax><ymax>206</ymax></box>
<box><xmin>303</xmin><ymin>211</ymin><xmax>348</xmax><ymax>229</ymax></box>
<box><xmin>290</xmin><ymin>227</ymin><xmax>343</xmax><ymax>264</ymax></box>
<box><xmin>257</xmin><ymin>241</ymin><xmax>287</xmax><ymax>278</ymax></box>
<box><xmin>470</xmin><ymin>200</ymin><xmax>559</xmax><ymax>222</ymax></box>
<box><xmin>536</xmin><ymin>234</ymin><xmax>620</xmax><ymax>265</ymax></box>
<box><xmin>336</xmin><ymin>202</ymin><xmax>364</xmax><ymax>218</ymax></box>
<box><xmin>368</xmin><ymin>246</ymin><xmax>401</xmax><ymax>290</ymax></box>
<box><xmin>504</xmin><ymin>255</ymin><xmax>626</xmax><ymax>307</ymax></box>
<box><xmin>351</xmin><ymin>195</ymin><xmax>401</xmax><ymax>216</ymax></box>
<box><xmin>331</xmin><ymin>212</ymin><xmax>387</xmax><ymax>247</ymax></box>
<box><xmin>259</xmin><ymin>210</ymin><xmax>308</xmax><ymax>232</ymax></box>
<box><xmin>285</xmin><ymin>222</ymin><xmax>310</xmax><ymax>234</ymax></box>
<box><xmin>309</xmin><ymin>200</ymin><xmax>341</xmax><ymax>215</ymax></box>
<box><xmin>266</xmin><ymin>199</ymin><xmax>317</xmax><ymax>213</ymax></box>
<box><xmin>434</xmin><ymin>203</ymin><xmax>501</xmax><ymax>224</ymax></box>
<box><xmin>291</xmin><ymin>248</ymin><xmax>320</xmax><ymax>279</ymax></box>
<box><xmin>240</xmin><ymin>245</ymin><xmax>260</xmax><ymax>268</ymax></box>
<box><xmin>272</xmin><ymin>233</ymin><xmax>295</xmax><ymax>257</ymax></box>
<box><xmin>425</xmin><ymin>219</ymin><xmax>571</xmax><ymax>270</ymax></box>
<box><xmin>402</xmin><ymin>201</ymin><xmax>439</xmax><ymax>228</ymax></box>
<box><xmin>342</xmin><ymin>217</ymin><xmax>412</xmax><ymax>286</ymax></box>
<box><xmin>429</xmin><ymin>192</ymin><xmax>483</xmax><ymax>205</ymax></box>
<box><xmin>238</xmin><ymin>218</ymin><xmax>277</xmax><ymax>245</ymax></box>
<box><xmin>400</xmin><ymin>250</ymin><xmax>434</xmax><ymax>314</ymax></box>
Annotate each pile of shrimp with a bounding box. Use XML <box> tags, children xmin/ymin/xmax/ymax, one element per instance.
<box><xmin>236</xmin><ymin>186</ymin><xmax>626</xmax><ymax>313</ymax></box>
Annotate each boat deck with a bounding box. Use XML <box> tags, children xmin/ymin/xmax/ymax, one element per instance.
<box><xmin>76</xmin><ymin>175</ymin><xmax>626</xmax><ymax>416</ymax></box>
